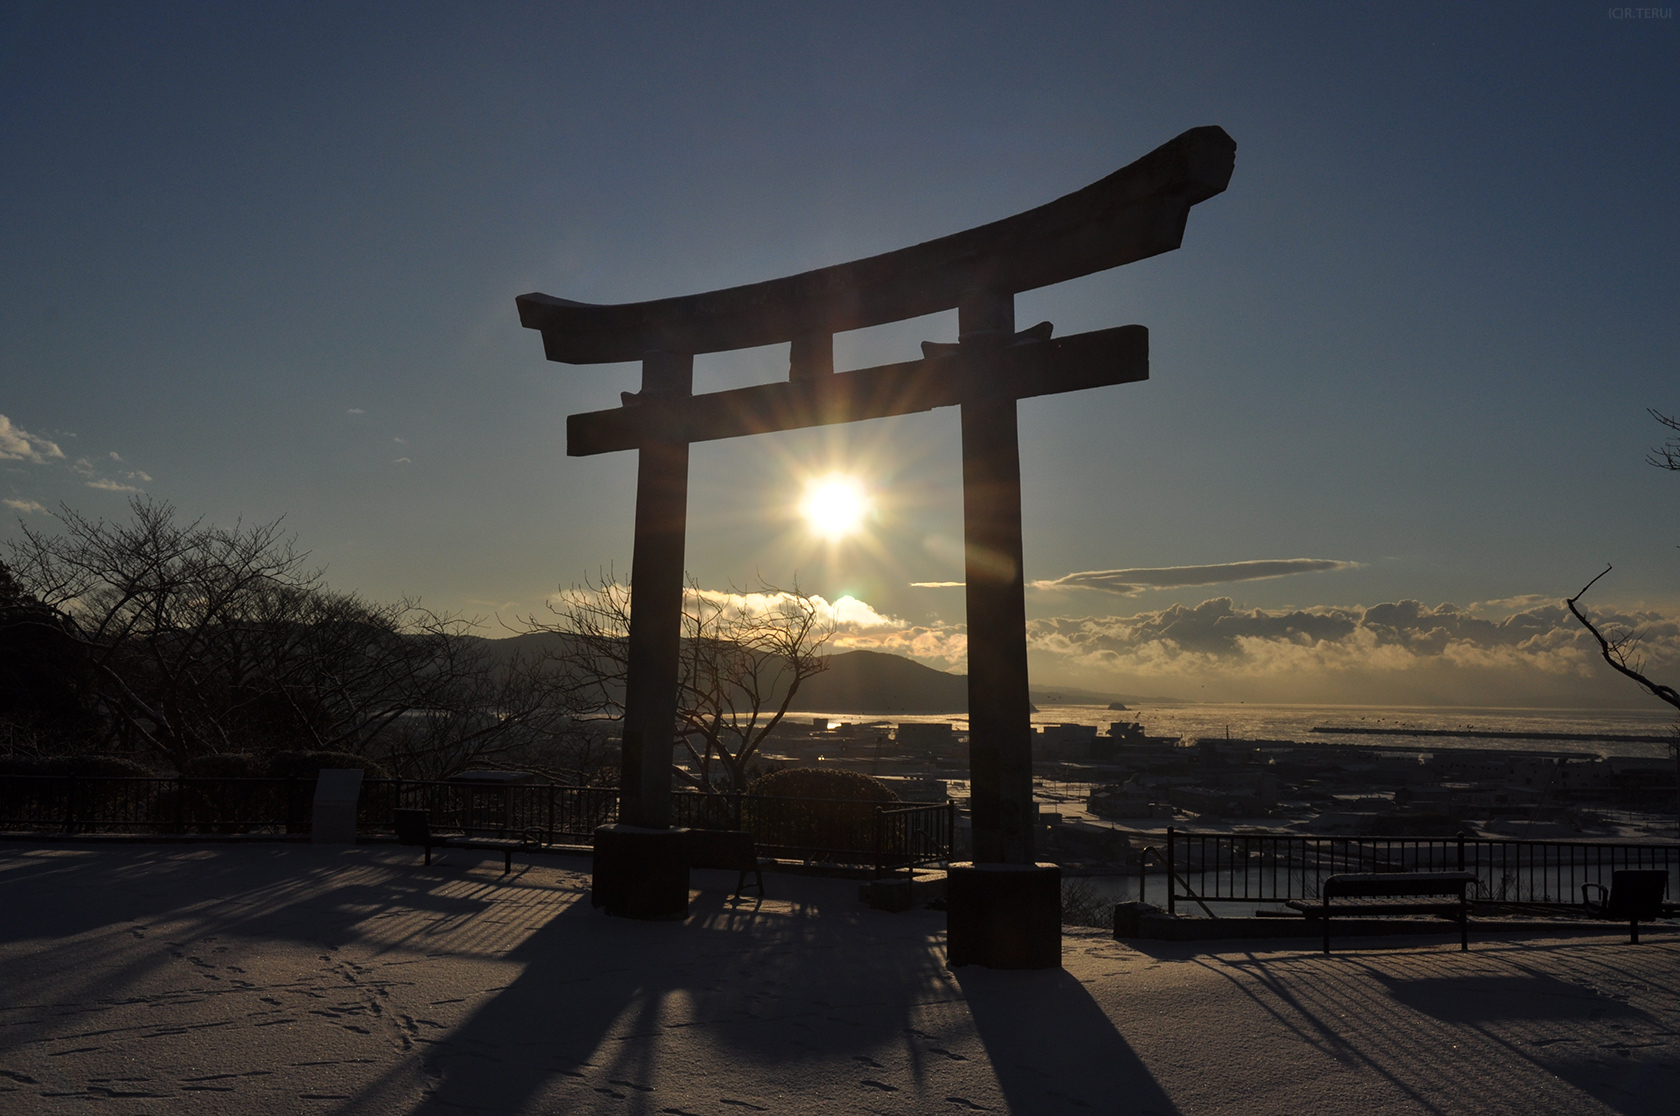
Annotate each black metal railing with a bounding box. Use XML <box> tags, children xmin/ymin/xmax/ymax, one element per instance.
<box><xmin>360</xmin><ymin>780</ymin><xmax>618</xmax><ymax>844</ymax></box>
<box><xmin>0</xmin><ymin>776</ymin><xmax>318</xmax><ymax>834</ymax></box>
<box><xmin>0</xmin><ymin>776</ymin><xmax>953</xmax><ymax>871</ymax></box>
<box><xmin>670</xmin><ymin>792</ymin><xmax>954</xmax><ymax>870</ymax></box>
<box><xmin>1157</xmin><ymin>827</ymin><xmax>1680</xmax><ymax>916</ymax></box>
<box><xmin>873</xmin><ymin>802</ymin><xmax>956</xmax><ymax>875</ymax></box>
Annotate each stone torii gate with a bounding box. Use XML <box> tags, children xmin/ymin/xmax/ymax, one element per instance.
<box><xmin>518</xmin><ymin>125</ymin><xmax>1234</xmax><ymax>968</ymax></box>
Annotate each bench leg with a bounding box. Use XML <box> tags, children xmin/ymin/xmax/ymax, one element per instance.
<box><xmin>424</xmin><ymin>846</ymin><xmax>432</xmax><ymax>867</ymax></box>
<box><xmin>1631</xmin><ymin>919</ymin><xmax>1640</xmax><ymax>944</ymax></box>
<box><xmin>1460</xmin><ymin>909</ymin><xmax>1468</xmax><ymax>952</ymax></box>
<box><xmin>503</xmin><ymin>850</ymin><xmax>512</xmax><ymax>874</ymax></box>
<box><xmin>733</xmin><ymin>866</ymin><xmax>764</xmax><ymax>898</ymax></box>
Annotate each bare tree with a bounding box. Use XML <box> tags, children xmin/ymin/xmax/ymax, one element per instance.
<box><xmin>1563</xmin><ymin>407</ymin><xmax>1680</xmax><ymax>834</ymax></box>
<box><xmin>536</xmin><ymin>574</ymin><xmax>831</xmax><ymax>793</ymax></box>
<box><xmin>5</xmin><ymin>498</ymin><xmax>579</xmax><ymax>777</ymax></box>
<box><xmin>540</xmin><ymin>573</ymin><xmax>634</xmax><ymax>726</ymax></box>
<box><xmin>676</xmin><ymin>582</ymin><xmax>830</xmax><ymax>792</ymax></box>
<box><xmin>7</xmin><ymin>499</ymin><xmax>319</xmax><ymax>767</ymax></box>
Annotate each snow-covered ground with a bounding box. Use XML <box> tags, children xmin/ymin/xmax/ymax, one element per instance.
<box><xmin>1</xmin><ymin>843</ymin><xmax>1675</xmax><ymax>1114</ymax></box>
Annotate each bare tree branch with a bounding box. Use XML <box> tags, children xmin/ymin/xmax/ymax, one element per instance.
<box><xmin>1649</xmin><ymin>409</ymin><xmax>1680</xmax><ymax>472</ymax></box>
<box><xmin>1566</xmin><ymin>564</ymin><xmax>1680</xmax><ymax>713</ymax></box>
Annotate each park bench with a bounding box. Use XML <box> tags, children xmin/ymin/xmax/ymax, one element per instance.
<box><xmin>1287</xmin><ymin>871</ymin><xmax>1478</xmax><ymax>954</ymax></box>
<box><xmin>393</xmin><ymin>808</ymin><xmax>539</xmax><ymax>874</ymax></box>
<box><xmin>1582</xmin><ymin>869</ymin><xmax>1670</xmax><ymax>943</ymax></box>
<box><xmin>687</xmin><ymin>828</ymin><xmax>766</xmax><ymax>898</ymax></box>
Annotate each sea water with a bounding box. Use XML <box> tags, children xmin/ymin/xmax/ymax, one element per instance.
<box><xmin>802</xmin><ymin>703</ymin><xmax>1678</xmax><ymax>759</ymax></box>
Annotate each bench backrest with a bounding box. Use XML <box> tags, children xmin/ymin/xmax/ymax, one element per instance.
<box><xmin>1606</xmin><ymin>869</ymin><xmax>1669</xmax><ymax>919</ymax></box>
<box><xmin>688</xmin><ymin>828</ymin><xmax>755</xmax><ymax>870</ymax></box>
<box><xmin>393</xmin><ymin>808</ymin><xmax>432</xmax><ymax>846</ymax></box>
<box><xmin>1323</xmin><ymin>872</ymin><xmax>1477</xmax><ymax>899</ymax></box>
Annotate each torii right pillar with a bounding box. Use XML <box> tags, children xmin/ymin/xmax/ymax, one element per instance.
<box><xmin>947</xmin><ymin>289</ymin><xmax>1062</xmax><ymax>969</ymax></box>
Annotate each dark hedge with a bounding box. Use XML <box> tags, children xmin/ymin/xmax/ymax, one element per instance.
<box><xmin>746</xmin><ymin>768</ymin><xmax>898</xmax><ymax>802</ymax></box>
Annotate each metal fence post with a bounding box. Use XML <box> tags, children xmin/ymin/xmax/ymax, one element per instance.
<box><xmin>1166</xmin><ymin>826</ymin><xmax>1176</xmax><ymax>916</ymax></box>
<box><xmin>1456</xmin><ymin>832</ymin><xmax>1466</xmax><ymax>873</ymax></box>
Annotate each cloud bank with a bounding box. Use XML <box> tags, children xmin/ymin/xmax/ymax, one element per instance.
<box><xmin>1031</xmin><ymin>558</ymin><xmax>1356</xmax><ymax>595</ymax></box>
<box><xmin>549</xmin><ymin>580</ymin><xmax>1680</xmax><ymax>707</ymax></box>
<box><xmin>1021</xmin><ymin>597</ymin><xmax>1680</xmax><ymax>706</ymax></box>
<box><xmin>825</xmin><ymin>593</ymin><xmax>1680</xmax><ymax>707</ymax></box>
<box><xmin>684</xmin><ymin>587</ymin><xmax>907</xmax><ymax>634</ymax></box>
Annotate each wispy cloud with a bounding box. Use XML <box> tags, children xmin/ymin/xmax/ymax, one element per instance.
<box><xmin>713</xmin><ymin>589</ymin><xmax>969</xmax><ymax>668</ymax></box>
<box><xmin>1031</xmin><ymin>558</ymin><xmax>1356</xmax><ymax>595</ymax></box>
<box><xmin>0</xmin><ymin>415</ymin><xmax>65</xmax><ymax>464</ymax></box>
<box><xmin>685</xmin><ymin>587</ymin><xmax>907</xmax><ymax>633</ymax></box>
<box><xmin>394</xmin><ymin>457</ymin><xmax>412</xmax><ymax>464</ymax></box>
<box><xmin>910</xmin><ymin>580</ymin><xmax>965</xmax><ymax>588</ymax></box>
<box><xmin>2</xmin><ymin>497</ymin><xmax>48</xmax><ymax>515</ymax></box>
<box><xmin>347</xmin><ymin>408</ymin><xmax>365</xmax><ymax>415</ymax></box>
<box><xmin>71</xmin><ymin>455</ymin><xmax>150</xmax><ymax>492</ymax></box>
<box><xmin>0</xmin><ymin>418</ymin><xmax>153</xmax><ymax>492</ymax></box>
<box><xmin>548</xmin><ymin>583</ymin><xmax>971</xmax><ymax>670</ymax></box>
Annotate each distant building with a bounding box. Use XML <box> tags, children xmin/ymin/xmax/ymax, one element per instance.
<box><xmin>897</xmin><ymin>722</ymin><xmax>957</xmax><ymax>757</ymax></box>
<box><xmin>1037</xmin><ymin>723</ymin><xmax>1098</xmax><ymax>761</ymax></box>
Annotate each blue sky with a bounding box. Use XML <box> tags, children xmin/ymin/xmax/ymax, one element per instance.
<box><xmin>3</xmin><ymin>2</ymin><xmax>1677</xmax><ymax>705</ymax></box>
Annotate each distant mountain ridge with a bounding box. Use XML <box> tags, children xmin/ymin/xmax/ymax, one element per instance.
<box><xmin>794</xmin><ymin>654</ymin><xmax>1184</xmax><ymax>713</ymax></box>
<box><xmin>790</xmin><ymin>649</ymin><xmax>967</xmax><ymax>713</ymax></box>
<box><xmin>474</xmin><ymin>634</ymin><xmax>1172</xmax><ymax>713</ymax></box>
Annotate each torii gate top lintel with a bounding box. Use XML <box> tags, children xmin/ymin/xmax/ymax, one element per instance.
<box><xmin>516</xmin><ymin>124</ymin><xmax>1234</xmax><ymax>368</ymax></box>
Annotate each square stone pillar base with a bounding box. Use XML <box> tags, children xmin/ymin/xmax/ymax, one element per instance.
<box><xmin>592</xmin><ymin>824</ymin><xmax>690</xmax><ymax>920</ymax></box>
<box><xmin>946</xmin><ymin>862</ymin><xmax>1061</xmax><ymax>969</ymax></box>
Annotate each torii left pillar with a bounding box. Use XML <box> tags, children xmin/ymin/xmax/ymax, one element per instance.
<box><xmin>590</xmin><ymin>349</ymin><xmax>692</xmax><ymax>920</ymax></box>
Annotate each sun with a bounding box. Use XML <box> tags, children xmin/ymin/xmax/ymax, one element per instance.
<box><xmin>799</xmin><ymin>474</ymin><xmax>871</xmax><ymax>541</ymax></box>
